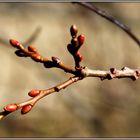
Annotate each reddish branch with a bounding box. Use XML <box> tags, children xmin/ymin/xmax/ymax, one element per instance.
<box><xmin>75</xmin><ymin>2</ymin><xmax>140</xmax><ymax>48</ymax></box>
<box><xmin>0</xmin><ymin>24</ymin><xmax>139</xmax><ymax>120</ymax></box>
<box><xmin>0</xmin><ymin>76</ymin><xmax>80</xmax><ymax>120</ymax></box>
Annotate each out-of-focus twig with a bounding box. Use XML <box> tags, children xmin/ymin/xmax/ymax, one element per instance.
<box><xmin>0</xmin><ymin>38</ymin><xmax>9</xmax><ymax>46</ymax></box>
<box><xmin>0</xmin><ymin>26</ymin><xmax>41</xmax><ymax>47</ymax></box>
<box><xmin>74</xmin><ymin>2</ymin><xmax>140</xmax><ymax>48</ymax></box>
<box><xmin>23</xmin><ymin>26</ymin><xmax>42</xmax><ymax>46</ymax></box>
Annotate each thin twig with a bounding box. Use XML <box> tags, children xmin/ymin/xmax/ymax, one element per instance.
<box><xmin>75</xmin><ymin>2</ymin><xmax>140</xmax><ymax>48</ymax></box>
<box><xmin>10</xmin><ymin>40</ymin><xmax>76</xmax><ymax>75</ymax></box>
<box><xmin>0</xmin><ymin>76</ymin><xmax>80</xmax><ymax>120</ymax></box>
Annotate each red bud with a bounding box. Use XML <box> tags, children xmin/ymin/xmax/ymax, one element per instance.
<box><xmin>9</xmin><ymin>39</ymin><xmax>20</xmax><ymax>48</ymax></box>
<box><xmin>21</xmin><ymin>104</ymin><xmax>32</xmax><ymax>114</ymax></box>
<box><xmin>78</xmin><ymin>34</ymin><xmax>85</xmax><ymax>46</ymax></box>
<box><xmin>4</xmin><ymin>104</ymin><xmax>18</xmax><ymax>112</ymax></box>
<box><xmin>44</xmin><ymin>61</ymin><xmax>54</xmax><ymax>68</ymax></box>
<box><xmin>31</xmin><ymin>53</ymin><xmax>41</xmax><ymax>62</ymax></box>
<box><xmin>67</xmin><ymin>44</ymin><xmax>75</xmax><ymax>54</ymax></box>
<box><xmin>28</xmin><ymin>46</ymin><xmax>37</xmax><ymax>53</ymax></box>
<box><xmin>15</xmin><ymin>50</ymin><xmax>28</xmax><ymax>57</ymax></box>
<box><xmin>70</xmin><ymin>24</ymin><xmax>78</xmax><ymax>37</ymax></box>
<box><xmin>28</xmin><ymin>90</ymin><xmax>40</xmax><ymax>97</ymax></box>
<box><xmin>75</xmin><ymin>51</ymin><xmax>83</xmax><ymax>62</ymax></box>
<box><xmin>71</xmin><ymin>38</ymin><xmax>78</xmax><ymax>48</ymax></box>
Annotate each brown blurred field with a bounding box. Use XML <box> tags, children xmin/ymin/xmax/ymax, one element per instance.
<box><xmin>0</xmin><ymin>2</ymin><xmax>140</xmax><ymax>137</ymax></box>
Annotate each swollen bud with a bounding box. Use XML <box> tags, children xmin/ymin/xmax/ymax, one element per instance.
<box><xmin>44</xmin><ymin>60</ymin><xmax>54</xmax><ymax>68</ymax></box>
<box><xmin>70</xmin><ymin>24</ymin><xmax>78</xmax><ymax>37</ymax></box>
<box><xmin>21</xmin><ymin>104</ymin><xmax>32</xmax><ymax>114</ymax></box>
<box><xmin>15</xmin><ymin>50</ymin><xmax>28</xmax><ymax>57</ymax></box>
<box><xmin>71</xmin><ymin>38</ymin><xmax>78</xmax><ymax>48</ymax></box>
<box><xmin>75</xmin><ymin>51</ymin><xmax>83</xmax><ymax>62</ymax></box>
<box><xmin>4</xmin><ymin>104</ymin><xmax>18</xmax><ymax>112</ymax></box>
<box><xmin>31</xmin><ymin>53</ymin><xmax>41</xmax><ymax>62</ymax></box>
<box><xmin>28</xmin><ymin>46</ymin><xmax>37</xmax><ymax>53</ymax></box>
<box><xmin>78</xmin><ymin>34</ymin><xmax>85</xmax><ymax>46</ymax></box>
<box><xmin>28</xmin><ymin>90</ymin><xmax>40</xmax><ymax>97</ymax></box>
<box><xmin>9</xmin><ymin>39</ymin><xmax>20</xmax><ymax>48</ymax></box>
<box><xmin>67</xmin><ymin>44</ymin><xmax>75</xmax><ymax>54</ymax></box>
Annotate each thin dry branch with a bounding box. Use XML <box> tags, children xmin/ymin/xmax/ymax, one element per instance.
<box><xmin>75</xmin><ymin>2</ymin><xmax>140</xmax><ymax>48</ymax></box>
<box><xmin>81</xmin><ymin>67</ymin><xmax>140</xmax><ymax>81</ymax></box>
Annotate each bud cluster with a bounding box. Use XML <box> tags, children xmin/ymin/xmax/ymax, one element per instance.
<box><xmin>67</xmin><ymin>25</ymin><xmax>85</xmax><ymax>68</ymax></box>
<box><xmin>9</xmin><ymin>39</ymin><xmax>42</xmax><ymax>62</ymax></box>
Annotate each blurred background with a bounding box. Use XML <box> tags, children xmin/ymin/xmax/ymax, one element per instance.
<box><xmin>0</xmin><ymin>2</ymin><xmax>140</xmax><ymax>137</ymax></box>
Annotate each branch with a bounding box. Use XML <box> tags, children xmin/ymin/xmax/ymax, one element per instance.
<box><xmin>81</xmin><ymin>67</ymin><xmax>140</xmax><ymax>81</ymax></box>
<box><xmin>1</xmin><ymin>66</ymin><xmax>139</xmax><ymax>120</ymax></box>
<box><xmin>9</xmin><ymin>39</ymin><xmax>76</xmax><ymax>75</ymax></box>
<box><xmin>0</xmin><ymin>76</ymin><xmax>80</xmax><ymax>120</ymax></box>
<box><xmin>9</xmin><ymin>24</ymin><xmax>85</xmax><ymax>75</ymax></box>
<box><xmin>74</xmin><ymin>2</ymin><xmax>140</xmax><ymax>48</ymax></box>
<box><xmin>0</xmin><ymin>24</ymin><xmax>139</xmax><ymax>120</ymax></box>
